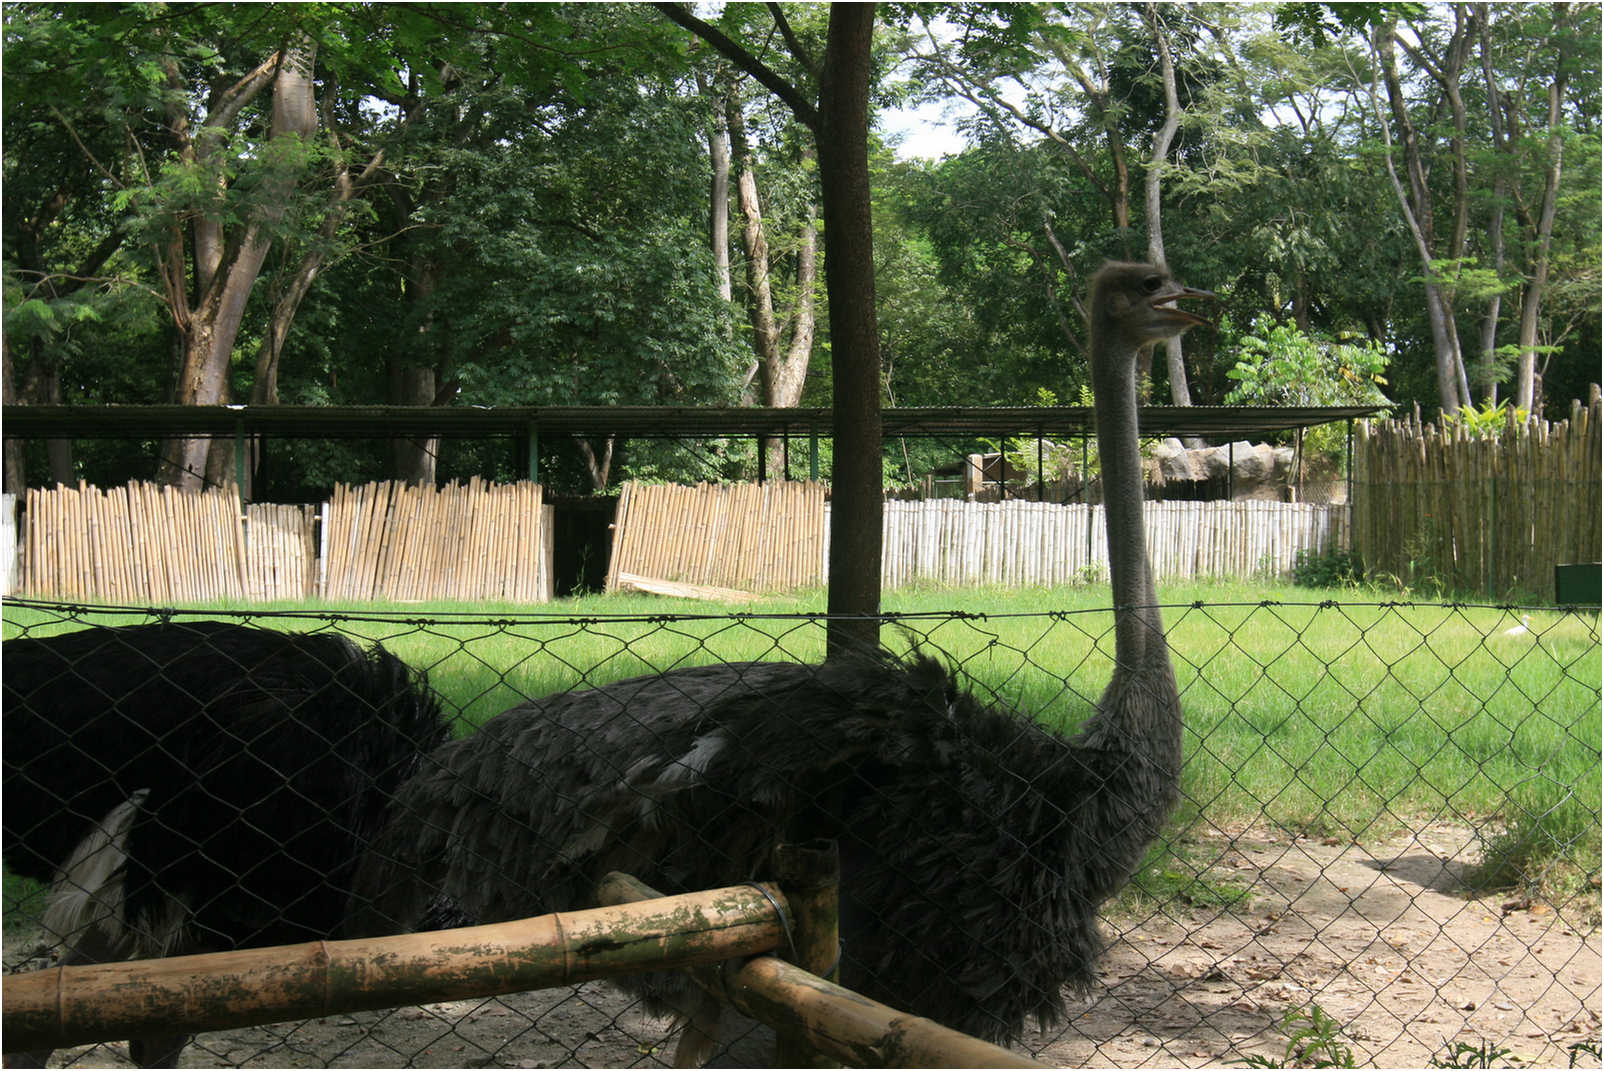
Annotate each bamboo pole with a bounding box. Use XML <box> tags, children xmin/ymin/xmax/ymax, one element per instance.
<box><xmin>3</xmin><ymin>882</ymin><xmax>788</xmax><ymax>1056</ymax></box>
<box><xmin>598</xmin><ymin>873</ymin><xmax>1043</xmax><ymax>1070</ymax></box>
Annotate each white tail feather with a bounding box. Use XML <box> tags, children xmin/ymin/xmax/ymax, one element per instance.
<box><xmin>42</xmin><ymin>790</ymin><xmax>190</xmax><ymax>960</ymax></box>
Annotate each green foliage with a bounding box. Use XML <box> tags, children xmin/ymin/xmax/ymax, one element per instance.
<box><xmin>1429</xmin><ymin>1040</ymin><xmax>1518</xmax><ymax>1068</ymax></box>
<box><xmin>1225</xmin><ymin>317</ymin><xmax>1391</xmax><ymax>409</ymax></box>
<box><xmin>1237</xmin><ymin>1004</ymin><xmax>1358</xmax><ymax>1068</ymax></box>
<box><xmin>1225</xmin><ymin>316</ymin><xmax>1392</xmax><ymax>465</ymax></box>
<box><xmin>1289</xmin><ymin>548</ymin><xmax>1362</xmax><ymax>589</ymax></box>
<box><xmin>1468</xmin><ymin>780</ymin><xmax>1603</xmax><ymax>906</ymax></box>
<box><xmin>1441</xmin><ymin>399</ymin><xmax>1531</xmax><ymax>436</ymax></box>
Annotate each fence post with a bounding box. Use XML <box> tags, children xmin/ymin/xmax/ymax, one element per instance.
<box><xmin>774</xmin><ymin>839</ymin><xmax>841</xmax><ymax>1067</ymax></box>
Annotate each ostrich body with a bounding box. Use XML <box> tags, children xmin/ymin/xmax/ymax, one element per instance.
<box><xmin>351</xmin><ymin>262</ymin><xmax>1209</xmax><ymax>1047</ymax></box>
<box><xmin>2</xmin><ymin>622</ymin><xmax>449</xmax><ymax>1067</ymax></box>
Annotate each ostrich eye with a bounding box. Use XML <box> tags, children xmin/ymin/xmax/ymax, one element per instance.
<box><xmin>1141</xmin><ymin>275</ymin><xmax>1163</xmax><ymax>294</ymax></box>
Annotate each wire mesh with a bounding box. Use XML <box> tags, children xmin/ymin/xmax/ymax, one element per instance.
<box><xmin>2</xmin><ymin>598</ymin><xmax>1598</xmax><ymax>1069</ymax></box>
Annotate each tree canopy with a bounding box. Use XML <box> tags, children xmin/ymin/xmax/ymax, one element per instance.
<box><xmin>4</xmin><ymin>1</ymin><xmax>1598</xmax><ymax>495</ymax></box>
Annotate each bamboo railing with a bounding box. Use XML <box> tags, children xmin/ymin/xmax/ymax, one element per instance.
<box><xmin>1352</xmin><ymin>389</ymin><xmax>1601</xmax><ymax>599</ymax></box>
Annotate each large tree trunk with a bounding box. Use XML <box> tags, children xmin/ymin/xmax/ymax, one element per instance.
<box><xmin>1514</xmin><ymin>62</ymin><xmax>1567</xmax><ymax>414</ymax></box>
<box><xmin>703</xmin><ymin>71</ymin><xmax>733</xmax><ymax>306</ymax></box>
<box><xmin>391</xmin><ymin>258</ymin><xmax>442</xmax><ymax>486</ymax></box>
<box><xmin>817</xmin><ymin>4</ymin><xmax>881</xmax><ymax>657</ymax></box>
<box><xmin>728</xmin><ymin>90</ymin><xmax>818</xmax><ymax>473</ymax></box>
<box><xmin>1474</xmin><ymin>4</ymin><xmax>1507</xmax><ymax>403</ymax></box>
<box><xmin>159</xmin><ymin>39</ymin><xmax>318</xmax><ymax>488</ymax></box>
<box><xmin>1373</xmin><ymin>22</ymin><xmax>1471</xmax><ymax>414</ymax></box>
<box><xmin>1142</xmin><ymin>5</ymin><xmax>1197</xmax><ymax>426</ymax></box>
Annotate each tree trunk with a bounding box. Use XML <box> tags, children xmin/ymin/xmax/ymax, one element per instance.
<box><xmin>1373</xmin><ymin>22</ymin><xmax>1471</xmax><ymax>414</ymax></box>
<box><xmin>728</xmin><ymin>90</ymin><xmax>818</xmax><ymax>473</ymax></box>
<box><xmin>703</xmin><ymin>71</ymin><xmax>733</xmax><ymax>306</ymax></box>
<box><xmin>577</xmin><ymin>437</ymin><xmax>615</xmax><ymax>491</ymax></box>
<box><xmin>391</xmin><ymin>258</ymin><xmax>442</xmax><ymax>485</ymax></box>
<box><xmin>1474</xmin><ymin>4</ymin><xmax>1507</xmax><ymax>403</ymax></box>
<box><xmin>1515</xmin><ymin>61</ymin><xmax>1567</xmax><ymax>413</ymax></box>
<box><xmin>817</xmin><ymin>4</ymin><xmax>881</xmax><ymax>657</ymax></box>
<box><xmin>1142</xmin><ymin>5</ymin><xmax>1197</xmax><ymax>425</ymax></box>
<box><xmin>159</xmin><ymin>39</ymin><xmax>319</xmax><ymax>488</ymax></box>
<box><xmin>728</xmin><ymin>92</ymin><xmax>781</xmax><ymax>407</ymax></box>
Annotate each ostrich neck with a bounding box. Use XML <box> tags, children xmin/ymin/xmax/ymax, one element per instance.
<box><xmin>1093</xmin><ymin>339</ymin><xmax>1163</xmax><ymax>668</ymax></box>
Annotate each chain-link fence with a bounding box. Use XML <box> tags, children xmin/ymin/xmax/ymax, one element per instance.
<box><xmin>3</xmin><ymin>598</ymin><xmax>1599</xmax><ymax>1068</ymax></box>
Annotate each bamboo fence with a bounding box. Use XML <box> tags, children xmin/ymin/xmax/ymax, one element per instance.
<box><xmin>2</xmin><ymin>493</ymin><xmax>16</xmax><ymax>597</ymax></box>
<box><xmin>19</xmin><ymin>481</ymin><xmax>248</xmax><ymax>604</ymax></box>
<box><xmin>321</xmin><ymin>479</ymin><xmax>546</xmax><ymax>602</ymax></box>
<box><xmin>607</xmin><ymin>480</ymin><xmax>1343</xmax><ymax>593</ymax></box>
<box><xmin>873</xmin><ymin>498</ymin><xmax>1345</xmax><ymax>588</ymax></box>
<box><xmin>1352</xmin><ymin>389</ymin><xmax>1601</xmax><ymax>599</ymax></box>
<box><xmin>242</xmin><ymin>504</ymin><xmax>317</xmax><ymax>602</ymax></box>
<box><xmin>606</xmin><ymin>480</ymin><xmax>827</xmax><ymax>593</ymax></box>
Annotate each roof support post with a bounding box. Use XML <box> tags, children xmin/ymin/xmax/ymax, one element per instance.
<box><xmin>234</xmin><ymin>418</ymin><xmax>248</xmax><ymax>501</ymax></box>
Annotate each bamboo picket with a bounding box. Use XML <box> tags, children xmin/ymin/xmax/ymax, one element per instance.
<box><xmin>1352</xmin><ymin>389</ymin><xmax>1601</xmax><ymax>599</ymax></box>
<box><xmin>321</xmin><ymin>480</ymin><xmax>545</xmax><ymax>602</ymax></box>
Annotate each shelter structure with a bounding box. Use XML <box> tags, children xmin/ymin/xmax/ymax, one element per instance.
<box><xmin>2</xmin><ymin>403</ymin><xmax>1387</xmax><ymax>490</ymax></box>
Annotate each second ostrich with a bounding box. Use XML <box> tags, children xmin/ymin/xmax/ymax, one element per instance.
<box><xmin>3</xmin><ymin>621</ymin><xmax>450</xmax><ymax>1067</ymax></box>
<box><xmin>350</xmin><ymin>262</ymin><xmax>1210</xmax><ymax>1046</ymax></box>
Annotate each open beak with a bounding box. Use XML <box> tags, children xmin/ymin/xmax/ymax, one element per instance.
<box><xmin>1149</xmin><ymin>284</ymin><xmax>1216</xmax><ymax>330</ymax></box>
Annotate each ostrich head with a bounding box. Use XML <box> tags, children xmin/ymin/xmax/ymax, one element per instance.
<box><xmin>1088</xmin><ymin>261</ymin><xmax>1214</xmax><ymax>371</ymax></box>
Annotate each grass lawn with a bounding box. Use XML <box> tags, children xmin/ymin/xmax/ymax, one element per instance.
<box><xmin>4</xmin><ymin>578</ymin><xmax>1599</xmax><ymax>903</ymax></box>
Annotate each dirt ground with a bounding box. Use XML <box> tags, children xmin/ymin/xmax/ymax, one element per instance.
<box><xmin>10</xmin><ymin>823</ymin><xmax>1599</xmax><ymax>1069</ymax></box>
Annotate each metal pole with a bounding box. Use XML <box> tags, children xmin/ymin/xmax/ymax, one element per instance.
<box><xmin>1037</xmin><ymin>429</ymin><xmax>1044</xmax><ymax>502</ymax></box>
<box><xmin>234</xmin><ymin>419</ymin><xmax>248</xmax><ymax>501</ymax></box>
<box><xmin>1345</xmin><ymin>418</ymin><xmax>1354</xmax><ymax>551</ymax></box>
<box><xmin>1082</xmin><ymin>432</ymin><xmax>1092</xmax><ymax>566</ymax></box>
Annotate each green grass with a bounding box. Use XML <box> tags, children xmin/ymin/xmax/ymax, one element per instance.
<box><xmin>5</xmin><ymin>579</ymin><xmax>1598</xmax><ymax>900</ymax></box>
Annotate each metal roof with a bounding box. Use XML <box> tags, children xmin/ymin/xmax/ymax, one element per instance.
<box><xmin>2</xmin><ymin>403</ymin><xmax>1388</xmax><ymax>441</ymax></box>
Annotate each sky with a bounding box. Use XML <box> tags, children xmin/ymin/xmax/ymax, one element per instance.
<box><xmin>877</xmin><ymin>98</ymin><xmax>973</xmax><ymax>161</ymax></box>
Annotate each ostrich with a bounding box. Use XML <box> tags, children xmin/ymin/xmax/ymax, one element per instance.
<box><xmin>2</xmin><ymin>621</ymin><xmax>450</xmax><ymax>1068</ymax></box>
<box><xmin>349</xmin><ymin>262</ymin><xmax>1211</xmax><ymax>1049</ymax></box>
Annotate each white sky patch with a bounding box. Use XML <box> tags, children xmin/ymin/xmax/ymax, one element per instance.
<box><xmin>877</xmin><ymin>97</ymin><xmax>973</xmax><ymax>161</ymax></box>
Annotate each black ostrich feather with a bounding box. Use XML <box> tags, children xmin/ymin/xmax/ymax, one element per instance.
<box><xmin>3</xmin><ymin>620</ymin><xmax>449</xmax><ymax>962</ymax></box>
<box><xmin>352</xmin><ymin>648</ymin><xmax>1180</xmax><ymax>1043</ymax></box>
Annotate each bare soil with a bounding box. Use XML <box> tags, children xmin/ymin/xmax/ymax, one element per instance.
<box><xmin>10</xmin><ymin>823</ymin><xmax>1599</xmax><ymax>1069</ymax></box>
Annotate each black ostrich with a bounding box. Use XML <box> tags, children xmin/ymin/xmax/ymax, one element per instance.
<box><xmin>2</xmin><ymin>621</ymin><xmax>450</xmax><ymax>1068</ymax></box>
<box><xmin>349</xmin><ymin>263</ymin><xmax>1209</xmax><ymax>1049</ymax></box>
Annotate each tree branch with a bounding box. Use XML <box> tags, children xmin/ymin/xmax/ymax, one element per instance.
<box><xmin>766</xmin><ymin>2</ymin><xmax>817</xmax><ymax>78</ymax></box>
<box><xmin>652</xmin><ymin>2</ymin><xmax>819</xmax><ymax>129</ymax></box>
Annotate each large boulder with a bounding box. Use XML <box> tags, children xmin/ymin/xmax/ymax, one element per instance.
<box><xmin>1149</xmin><ymin>439</ymin><xmax>1295</xmax><ymax>500</ymax></box>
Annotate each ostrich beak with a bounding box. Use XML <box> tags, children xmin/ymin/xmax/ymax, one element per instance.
<box><xmin>1149</xmin><ymin>284</ymin><xmax>1216</xmax><ymax>331</ymax></box>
